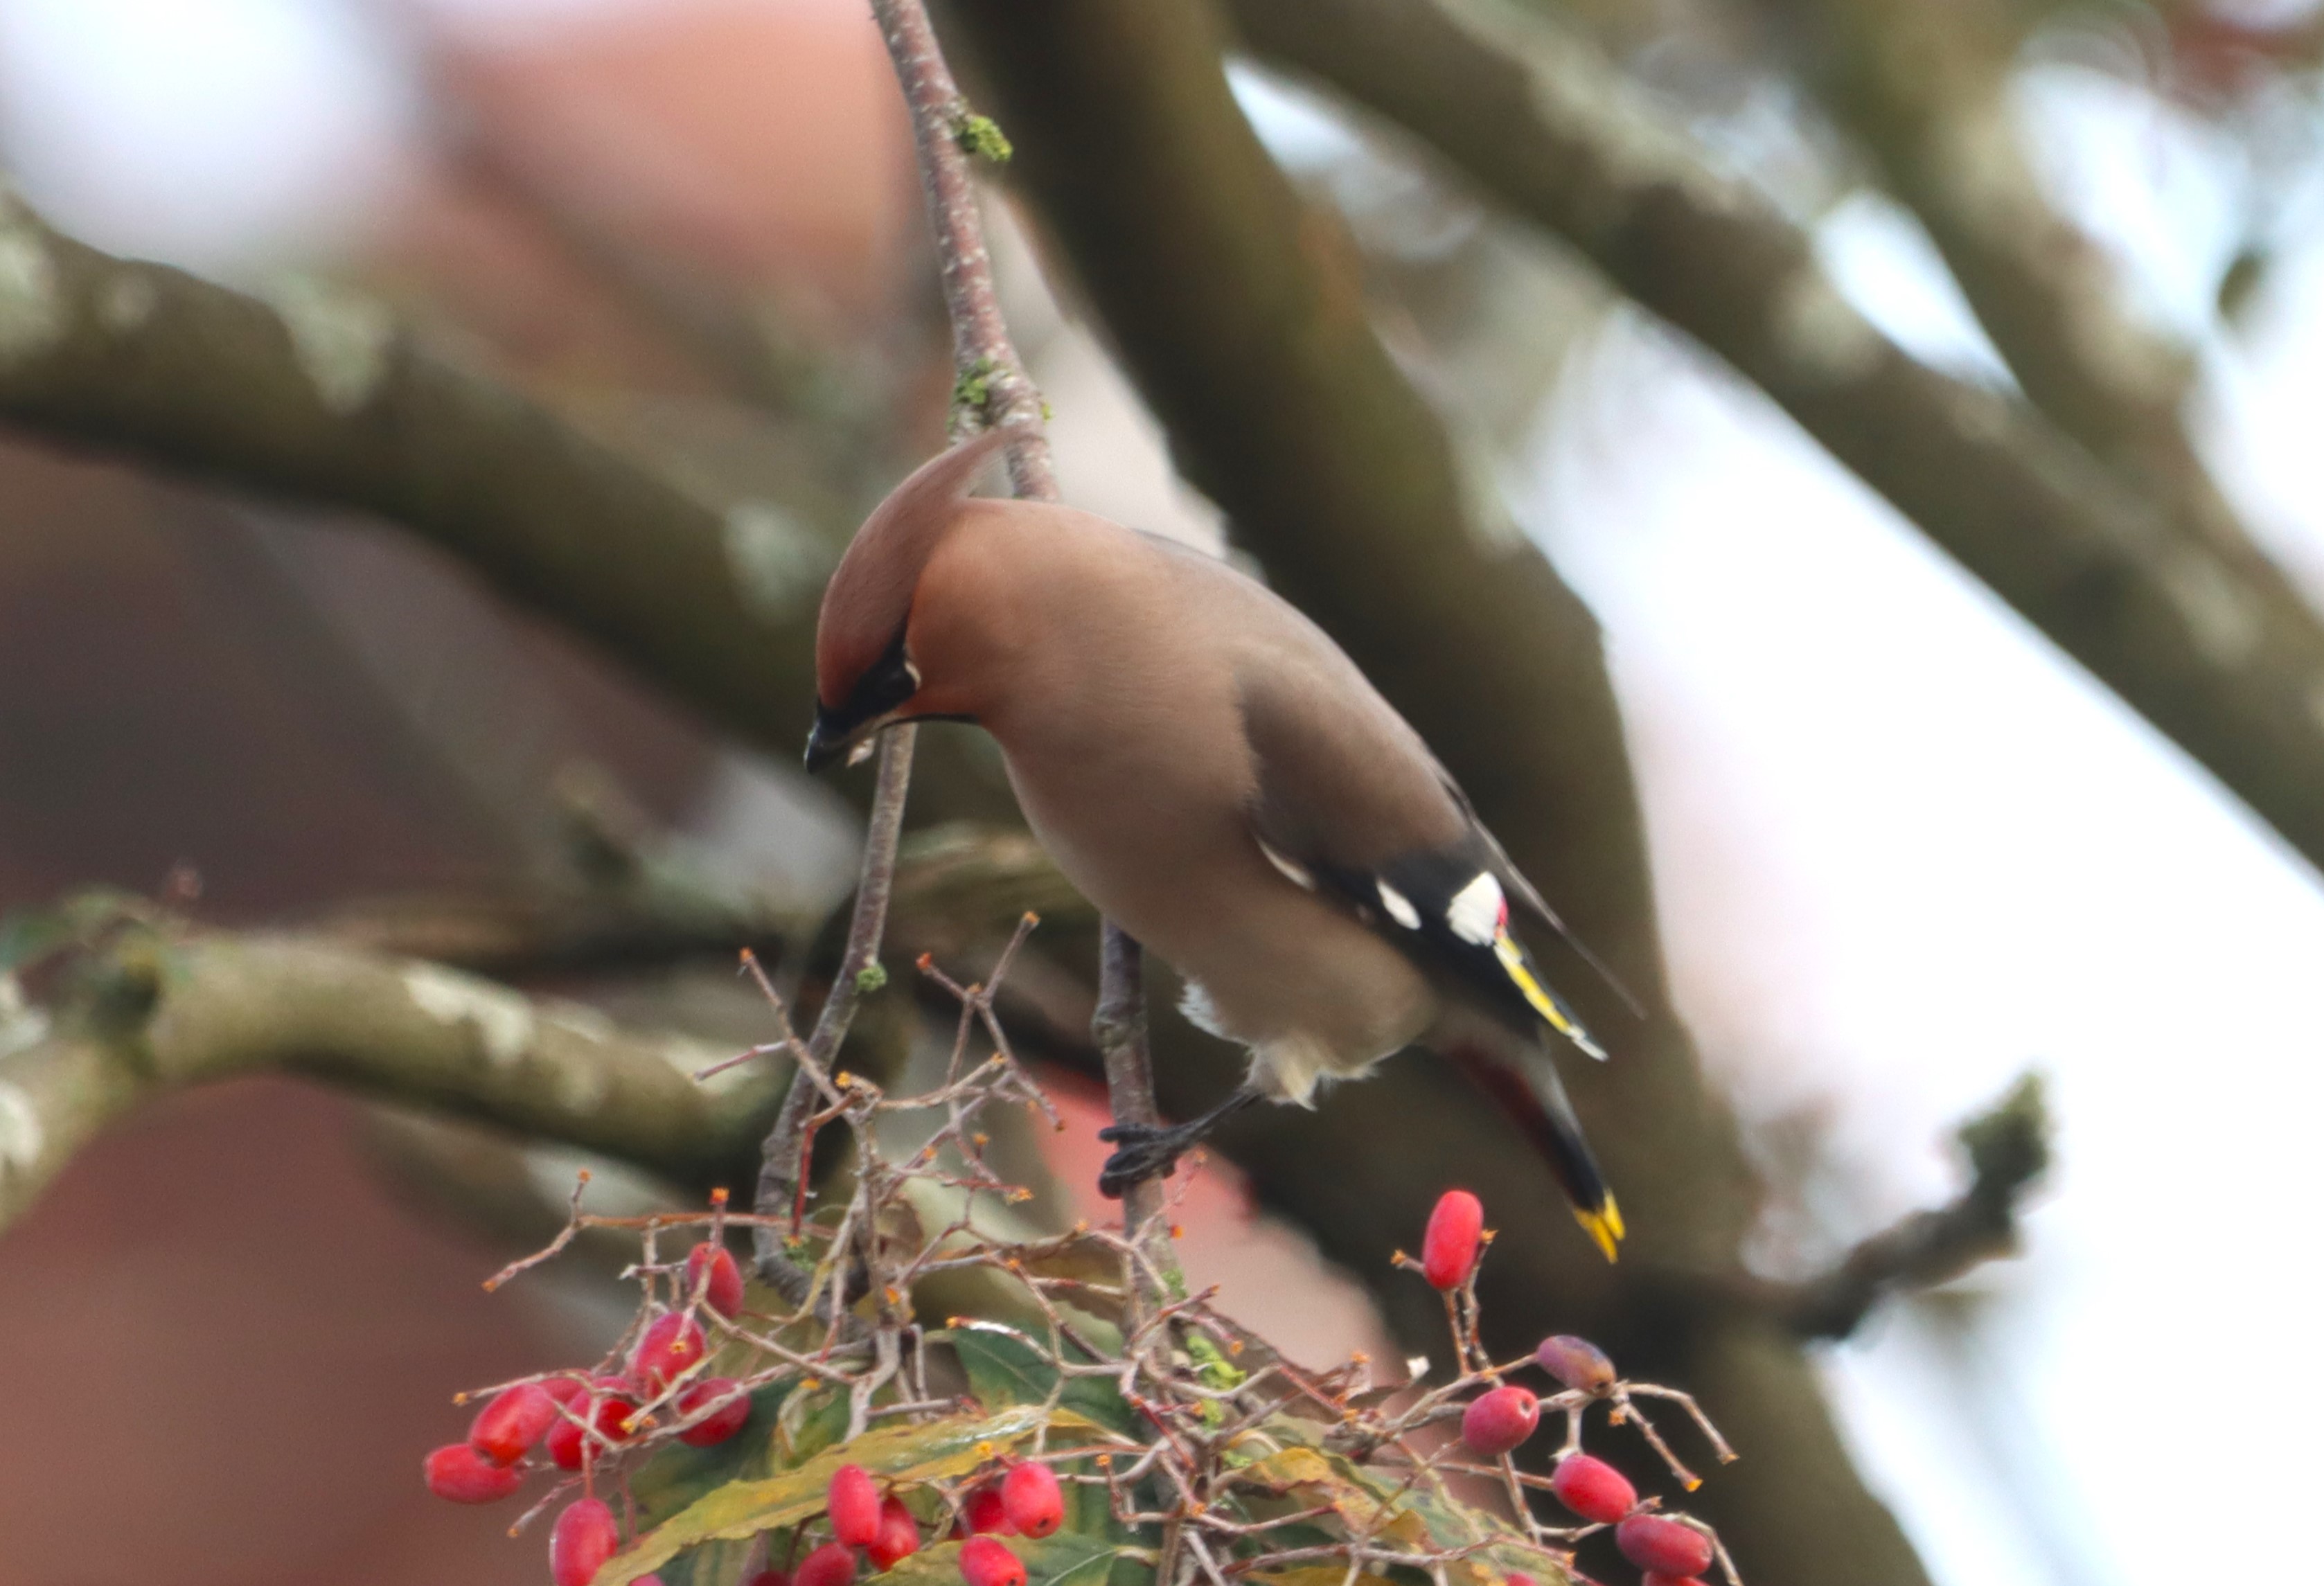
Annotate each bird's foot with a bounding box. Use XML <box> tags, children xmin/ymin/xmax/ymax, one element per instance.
<box><xmin>1095</xmin><ymin>1120</ymin><xmax>1206</xmax><ymax>1200</ymax></box>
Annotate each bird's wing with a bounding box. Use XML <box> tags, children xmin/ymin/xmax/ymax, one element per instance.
<box><xmin>1231</xmin><ymin>652</ymin><xmax>1609</xmax><ymax>1060</ymax></box>
<box><xmin>1430</xmin><ymin>767</ymin><xmax>1644</xmax><ymax>1021</ymax></box>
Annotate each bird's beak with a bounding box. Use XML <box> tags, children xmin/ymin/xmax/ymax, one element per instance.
<box><xmin>803</xmin><ymin>710</ymin><xmax>853</xmax><ymax>774</ymax></box>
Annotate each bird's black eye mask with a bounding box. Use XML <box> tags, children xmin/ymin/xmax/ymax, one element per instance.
<box><xmin>806</xmin><ymin>624</ymin><xmax>920</xmax><ymax>772</ymax></box>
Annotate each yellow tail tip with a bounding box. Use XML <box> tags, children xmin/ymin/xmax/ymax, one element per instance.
<box><xmin>1574</xmin><ymin>1193</ymin><xmax>1624</xmax><ymax>1262</ymax></box>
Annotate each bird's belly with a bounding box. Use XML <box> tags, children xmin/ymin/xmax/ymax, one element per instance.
<box><xmin>1004</xmin><ymin>752</ymin><xmax>1434</xmax><ymax>1098</ymax></box>
<box><xmin>1177</xmin><ymin>917</ymin><xmax>1437</xmax><ymax>1105</ymax></box>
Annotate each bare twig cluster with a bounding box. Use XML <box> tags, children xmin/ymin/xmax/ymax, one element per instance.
<box><xmin>445</xmin><ymin>938</ymin><xmax>1741</xmax><ymax>1586</ymax></box>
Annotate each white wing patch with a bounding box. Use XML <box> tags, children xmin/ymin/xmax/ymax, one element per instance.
<box><xmin>1375</xmin><ymin>880</ymin><xmax>1421</xmax><ymax>929</ymax></box>
<box><xmin>1257</xmin><ymin>837</ymin><xmax>1318</xmax><ymax>891</ymax></box>
<box><xmin>1446</xmin><ymin>873</ymin><xmax>1505</xmax><ymax>945</ymax></box>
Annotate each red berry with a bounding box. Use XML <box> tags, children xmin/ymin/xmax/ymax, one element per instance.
<box><xmin>829</xmin><ymin>1463</ymin><xmax>882</xmax><ymax>1548</ymax></box>
<box><xmin>869</xmin><ymin>1496</ymin><xmax>921</xmax><ymax>1569</ymax></box>
<box><xmin>685</xmin><ymin>1242</ymin><xmax>747</xmax><ymax>1318</ymax></box>
<box><xmin>547</xmin><ymin>1382</ymin><xmax>640</xmax><ymax>1470</ymax></box>
<box><xmin>544</xmin><ymin>1412</ymin><xmax>586</xmax><ymax>1470</ymax></box>
<box><xmin>1548</xmin><ymin>1453</ymin><xmax>1635</xmax><ymax>1524</ymax></box>
<box><xmin>1000</xmin><ymin>1461</ymin><xmax>1063</xmax><ymax>1539</ymax></box>
<box><xmin>1615</xmin><ymin>1515</ymin><xmax>1714</xmax><ymax>1578</ymax></box>
<box><xmin>959</xmin><ymin>1536</ymin><xmax>1027</xmax><ymax>1586</ymax></box>
<box><xmin>676</xmin><ymin>1377</ymin><xmax>752</xmax><ymax>1447</ymax></box>
<box><xmin>468</xmin><ymin>1382</ymin><xmax>559</xmax><ymax>1466</ymax></box>
<box><xmin>745</xmin><ymin>1573</ymin><xmax>789</xmax><ymax>1586</ymax></box>
<box><xmin>550</xmin><ymin>1497</ymin><xmax>620</xmax><ymax>1586</ymax></box>
<box><xmin>1505</xmin><ymin>1576</ymin><xmax>1537</xmax><ymax>1586</ymax></box>
<box><xmin>1421</xmin><ymin>1190</ymin><xmax>1484</xmax><ymax>1290</ymax></box>
<box><xmin>632</xmin><ymin>1311</ymin><xmax>709</xmax><ymax>1393</ymax></box>
<box><xmin>1534</xmin><ymin>1334</ymin><xmax>1616</xmax><ymax>1393</ymax></box>
<box><xmin>1460</xmin><ymin>1384</ymin><xmax>1540</xmax><ymax>1456</ymax></box>
<box><xmin>795</xmin><ymin>1541</ymin><xmax>859</xmax><ymax>1586</ymax></box>
<box><xmin>1641</xmin><ymin>1577</ymin><xmax>1708</xmax><ymax>1586</ymax></box>
<box><xmin>423</xmin><ymin>1442</ymin><xmax>524</xmax><ymax>1503</ymax></box>
<box><xmin>962</xmin><ymin>1484</ymin><xmax>1013</xmax><ymax>1535</ymax></box>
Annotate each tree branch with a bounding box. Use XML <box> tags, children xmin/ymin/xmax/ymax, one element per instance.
<box><xmin>1225</xmin><ymin>0</ymin><xmax>2324</xmax><ymax>877</ymax></box>
<box><xmin>1765</xmin><ymin>0</ymin><xmax>2253</xmax><ymax>532</ymax></box>
<box><xmin>871</xmin><ymin>0</ymin><xmax>1052</xmax><ymax>476</ymax></box>
<box><xmin>0</xmin><ymin>817</ymin><xmax>1081</xmax><ymax>1258</ymax></box>
<box><xmin>0</xmin><ymin>188</ymin><xmax>1013</xmax><ymax>827</ymax></box>
<box><xmin>312</xmin><ymin>821</ymin><xmax>1090</xmax><ymax>979</ymax></box>
<box><xmin>0</xmin><ymin>922</ymin><xmax>783</xmax><ymax>1236</ymax></box>
<box><xmin>1765</xmin><ymin>1074</ymin><xmax>2051</xmax><ymax>1339</ymax></box>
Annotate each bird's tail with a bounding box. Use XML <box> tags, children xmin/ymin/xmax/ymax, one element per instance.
<box><xmin>1440</xmin><ymin>1037</ymin><xmax>1624</xmax><ymax>1262</ymax></box>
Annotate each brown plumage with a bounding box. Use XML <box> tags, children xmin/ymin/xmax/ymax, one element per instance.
<box><xmin>808</xmin><ymin>428</ymin><xmax>1624</xmax><ymax>1258</ymax></box>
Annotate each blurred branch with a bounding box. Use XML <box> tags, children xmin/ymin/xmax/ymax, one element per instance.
<box><xmin>1763</xmin><ymin>1073</ymin><xmax>2051</xmax><ymax>1339</ymax></box>
<box><xmin>0</xmin><ymin>188</ymin><xmax>1011</xmax><ymax>826</ymax></box>
<box><xmin>1226</xmin><ymin>0</ymin><xmax>2324</xmax><ymax>877</ymax></box>
<box><xmin>937</xmin><ymin>4</ymin><xmax>1937</xmax><ymax>1580</ymax></box>
<box><xmin>315</xmin><ymin>804</ymin><xmax>1088</xmax><ymax>979</ymax></box>
<box><xmin>1767</xmin><ymin>0</ymin><xmax>2237</xmax><ymax>515</ymax></box>
<box><xmin>0</xmin><ymin>917</ymin><xmax>786</xmax><ymax>1238</ymax></box>
<box><xmin>1764</xmin><ymin>0</ymin><xmax>2324</xmax><ymax>812</ymax></box>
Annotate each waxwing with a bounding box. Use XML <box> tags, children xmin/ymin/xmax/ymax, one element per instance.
<box><xmin>808</xmin><ymin>428</ymin><xmax>1626</xmax><ymax>1259</ymax></box>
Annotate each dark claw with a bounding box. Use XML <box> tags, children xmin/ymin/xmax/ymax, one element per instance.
<box><xmin>1094</xmin><ymin>1121</ymin><xmax>1197</xmax><ymax>1200</ymax></box>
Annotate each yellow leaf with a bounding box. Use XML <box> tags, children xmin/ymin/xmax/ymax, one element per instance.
<box><xmin>597</xmin><ymin>1405</ymin><xmax>1083</xmax><ymax>1586</ymax></box>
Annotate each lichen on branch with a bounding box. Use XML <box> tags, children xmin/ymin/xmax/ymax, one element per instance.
<box><xmin>0</xmin><ymin>896</ymin><xmax>783</xmax><ymax>1235</ymax></box>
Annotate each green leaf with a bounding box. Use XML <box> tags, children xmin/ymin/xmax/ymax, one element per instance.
<box><xmin>950</xmin><ymin>1326</ymin><xmax>1053</xmax><ymax>1405</ymax></box>
<box><xmin>1227</xmin><ymin>1445</ymin><xmax>1560</xmax><ymax>1586</ymax></box>
<box><xmin>1060</xmin><ymin>1454</ymin><xmax>1124</xmax><ymax>1542</ymax></box>
<box><xmin>1029</xmin><ymin>1529</ymin><xmax>1135</xmax><ymax>1586</ymax></box>
<box><xmin>883</xmin><ymin>1531</ymin><xmax>1144</xmax><ymax>1586</ymax></box>
<box><xmin>597</xmin><ymin>1404</ymin><xmax>1069</xmax><ymax>1586</ymax></box>
<box><xmin>631</xmin><ymin>1379</ymin><xmax>800</xmax><ymax>1527</ymax></box>
<box><xmin>946</xmin><ymin>1326</ymin><xmax>1135</xmax><ymax>1436</ymax></box>
<box><xmin>655</xmin><ymin>1535</ymin><xmax>759</xmax><ymax>1586</ymax></box>
<box><xmin>778</xmin><ymin>1380</ymin><xmax>854</xmax><ymax>1468</ymax></box>
<box><xmin>0</xmin><ymin>907</ymin><xmax>66</xmax><ymax>973</ymax></box>
<box><xmin>1248</xmin><ymin>1569</ymin><xmax>1401</xmax><ymax>1586</ymax></box>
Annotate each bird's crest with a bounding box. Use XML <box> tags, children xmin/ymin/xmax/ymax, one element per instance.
<box><xmin>816</xmin><ymin>425</ymin><xmax>1025</xmax><ymax>709</ymax></box>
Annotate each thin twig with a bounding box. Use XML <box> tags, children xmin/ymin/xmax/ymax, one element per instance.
<box><xmin>866</xmin><ymin>0</ymin><xmax>1185</xmax><ymax>1303</ymax></box>
<box><xmin>754</xmin><ymin>724</ymin><xmax>921</xmax><ymax>1297</ymax></box>
<box><xmin>870</xmin><ymin>0</ymin><xmax>1052</xmax><ymax>469</ymax></box>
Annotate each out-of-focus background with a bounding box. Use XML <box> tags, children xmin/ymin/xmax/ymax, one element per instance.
<box><xmin>0</xmin><ymin>1</ymin><xmax>2318</xmax><ymax>1583</ymax></box>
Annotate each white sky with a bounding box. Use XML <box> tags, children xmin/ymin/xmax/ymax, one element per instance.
<box><xmin>1</xmin><ymin>6</ymin><xmax>2318</xmax><ymax>1585</ymax></box>
<box><xmin>1520</xmin><ymin>63</ymin><xmax>2324</xmax><ymax>1586</ymax></box>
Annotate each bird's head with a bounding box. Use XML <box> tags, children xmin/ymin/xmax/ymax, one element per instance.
<box><xmin>806</xmin><ymin>427</ymin><xmax>1024</xmax><ymax>773</ymax></box>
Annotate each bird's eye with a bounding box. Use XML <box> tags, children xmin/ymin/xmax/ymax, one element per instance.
<box><xmin>819</xmin><ymin>626</ymin><xmax>921</xmax><ymax>756</ymax></box>
<box><xmin>858</xmin><ymin>648</ymin><xmax>919</xmax><ymax>715</ymax></box>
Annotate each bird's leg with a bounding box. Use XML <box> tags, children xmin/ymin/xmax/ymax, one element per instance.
<box><xmin>1095</xmin><ymin>1083</ymin><xmax>1264</xmax><ymax>1199</ymax></box>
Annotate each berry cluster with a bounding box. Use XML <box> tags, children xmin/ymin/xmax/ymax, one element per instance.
<box><xmin>422</xmin><ymin>1233</ymin><xmax>758</xmax><ymax>1584</ymax></box>
<box><xmin>1404</xmin><ymin>1189</ymin><xmax>1739</xmax><ymax>1586</ymax></box>
<box><xmin>741</xmin><ymin>1456</ymin><xmax>1064</xmax><ymax>1586</ymax></box>
<box><xmin>418</xmin><ymin>933</ymin><xmax>1743</xmax><ymax>1586</ymax></box>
